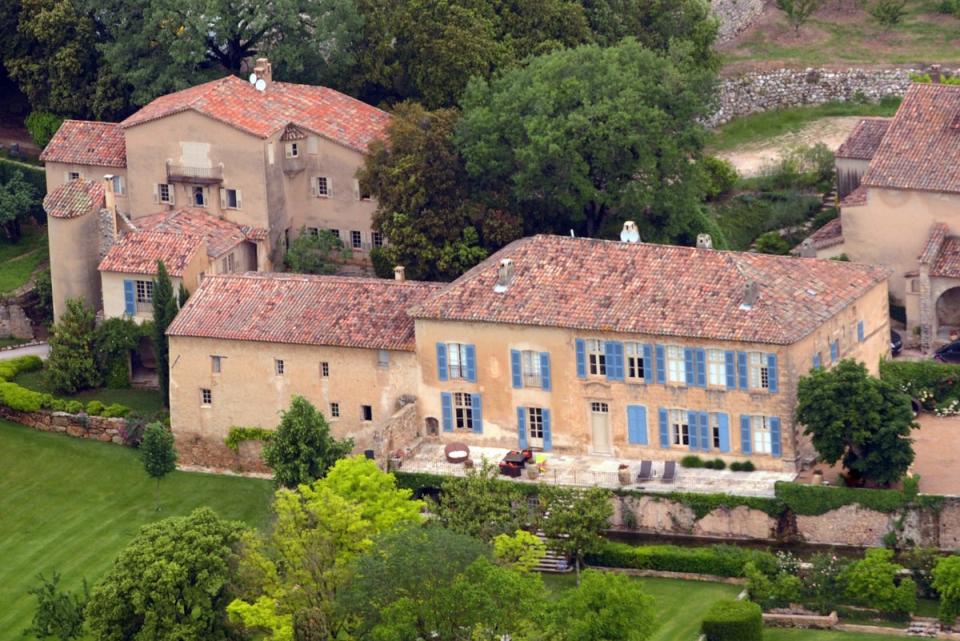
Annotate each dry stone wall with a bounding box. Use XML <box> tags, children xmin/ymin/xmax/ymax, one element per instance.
<box><xmin>1</xmin><ymin>407</ymin><xmax>128</xmax><ymax>443</ymax></box>
<box><xmin>711</xmin><ymin>0</ymin><xmax>766</xmax><ymax>43</ymax></box>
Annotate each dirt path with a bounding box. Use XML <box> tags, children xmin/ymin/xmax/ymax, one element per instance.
<box><xmin>714</xmin><ymin>116</ymin><xmax>864</xmax><ymax>176</ymax></box>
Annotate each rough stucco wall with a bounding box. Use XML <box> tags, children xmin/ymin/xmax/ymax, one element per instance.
<box><xmin>711</xmin><ymin>0</ymin><xmax>766</xmax><ymax>43</ymax></box>
<box><xmin>794</xmin><ymin>504</ymin><xmax>894</xmax><ymax>547</ymax></box>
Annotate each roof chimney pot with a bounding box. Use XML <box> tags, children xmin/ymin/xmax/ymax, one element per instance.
<box><xmin>253</xmin><ymin>58</ymin><xmax>272</xmax><ymax>86</ymax></box>
<box><xmin>799</xmin><ymin>238</ymin><xmax>818</xmax><ymax>258</ymax></box>
<box><xmin>696</xmin><ymin>233</ymin><xmax>713</xmax><ymax>250</ymax></box>
<box><xmin>741</xmin><ymin>281</ymin><xmax>759</xmax><ymax>310</ymax></box>
<box><xmin>619</xmin><ymin>221</ymin><xmax>641</xmax><ymax>243</ymax></box>
<box><xmin>394</xmin><ymin>265</ymin><xmax>405</xmax><ymax>282</ymax></box>
<box><xmin>931</xmin><ymin>64</ymin><xmax>942</xmax><ymax>83</ymax></box>
<box><xmin>493</xmin><ymin>258</ymin><xmax>514</xmax><ymax>293</ymax></box>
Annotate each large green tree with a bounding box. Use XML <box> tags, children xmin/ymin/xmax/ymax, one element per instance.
<box><xmin>796</xmin><ymin>359</ymin><xmax>917</xmax><ymax>486</ymax></box>
<box><xmin>152</xmin><ymin>260</ymin><xmax>177</xmax><ymax>408</ymax></box>
<box><xmin>0</xmin><ymin>169</ymin><xmax>35</xmax><ymax>242</ymax></box>
<box><xmin>457</xmin><ymin>38</ymin><xmax>721</xmax><ymax>242</ymax></box>
<box><xmin>539</xmin><ymin>486</ymin><xmax>613</xmax><ymax>583</ymax></box>
<box><xmin>843</xmin><ymin>548</ymin><xmax>916</xmax><ymax>616</ymax></box>
<box><xmin>285</xmin><ymin>227</ymin><xmax>348</xmax><ymax>275</ymax></box>
<box><xmin>46</xmin><ymin>298</ymin><xmax>99</xmax><ymax>394</ymax></box>
<box><xmin>933</xmin><ymin>555</ymin><xmax>960</xmax><ymax>626</ymax></box>
<box><xmin>435</xmin><ymin>461</ymin><xmax>526</xmax><ymax>542</ymax></box>
<box><xmin>85</xmin><ymin>507</ymin><xmax>244</xmax><ymax>641</ymax></box>
<box><xmin>262</xmin><ymin>395</ymin><xmax>353</xmax><ymax>488</ymax></box>
<box><xmin>548</xmin><ymin>569</ymin><xmax>657</xmax><ymax>641</ymax></box>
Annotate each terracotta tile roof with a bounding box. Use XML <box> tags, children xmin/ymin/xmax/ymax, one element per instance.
<box><xmin>932</xmin><ymin>236</ymin><xmax>960</xmax><ymax>278</ymax></box>
<box><xmin>42</xmin><ymin>179</ymin><xmax>105</xmax><ymax>219</ymax></box>
<box><xmin>840</xmin><ymin>185</ymin><xmax>868</xmax><ymax>208</ymax></box>
<box><xmin>410</xmin><ymin>235</ymin><xmax>890</xmax><ymax>346</ymax></box>
<box><xmin>862</xmin><ymin>83</ymin><xmax>960</xmax><ymax>194</ymax></box>
<box><xmin>39</xmin><ymin>120</ymin><xmax>126</xmax><ymax>168</ymax></box>
<box><xmin>98</xmin><ymin>231</ymin><xmax>203</xmax><ymax>277</ymax></box>
<box><xmin>121</xmin><ymin>76</ymin><xmax>391</xmax><ymax>152</ymax></box>
<box><xmin>135</xmin><ymin>208</ymin><xmax>261</xmax><ymax>258</ymax></box>
<box><xmin>167</xmin><ymin>273</ymin><xmax>444</xmax><ymax>351</ymax></box>
<box><xmin>805</xmin><ymin>217</ymin><xmax>844</xmax><ymax>250</ymax></box>
<box><xmin>836</xmin><ymin>118</ymin><xmax>890</xmax><ymax>160</ymax></box>
<box><xmin>920</xmin><ymin>223</ymin><xmax>949</xmax><ymax>265</ymax></box>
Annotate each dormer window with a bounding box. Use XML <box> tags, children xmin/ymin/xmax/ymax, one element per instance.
<box><xmin>286</xmin><ymin>142</ymin><xmax>299</xmax><ymax>158</ymax></box>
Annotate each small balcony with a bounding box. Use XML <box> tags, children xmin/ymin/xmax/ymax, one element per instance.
<box><xmin>166</xmin><ymin>162</ymin><xmax>223</xmax><ymax>184</ymax></box>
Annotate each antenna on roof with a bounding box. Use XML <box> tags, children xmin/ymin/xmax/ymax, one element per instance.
<box><xmin>255</xmin><ymin>78</ymin><xmax>267</xmax><ymax>92</ymax></box>
<box><xmin>248</xmin><ymin>72</ymin><xmax>258</xmax><ymax>85</ymax></box>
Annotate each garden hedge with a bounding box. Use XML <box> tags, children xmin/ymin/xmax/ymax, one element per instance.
<box><xmin>880</xmin><ymin>359</ymin><xmax>960</xmax><ymax>406</ymax></box>
<box><xmin>775</xmin><ymin>481</ymin><xmax>908</xmax><ymax>515</ymax></box>
<box><xmin>586</xmin><ymin>541</ymin><xmax>777</xmax><ymax>578</ymax></box>
<box><xmin>701</xmin><ymin>599</ymin><xmax>763</xmax><ymax>641</ymax></box>
<box><xmin>0</xmin><ymin>355</ymin><xmax>132</xmax><ymax>418</ymax></box>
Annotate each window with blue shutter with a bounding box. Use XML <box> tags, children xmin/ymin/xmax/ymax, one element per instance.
<box><xmin>737</xmin><ymin>352</ymin><xmax>748</xmax><ymax>389</ymax></box>
<box><xmin>575</xmin><ymin>339</ymin><xmax>586</xmax><ymax>379</ymax></box>
<box><xmin>655</xmin><ymin>345</ymin><xmax>666</xmax><ymax>384</ymax></box>
<box><xmin>857</xmin><ymin>321</ymin><xmax>865</xmax><ymax>343</ymax></box>
<box><xmin>540</xmin><ymin>352</ymin><xmax>551</xmax><ymax>391</ymax></box>
<box><xmin>123</xmin><ymin>279</ymin><xmax>135</xmax><ymax>316</ymax></box>
<box><xmin>830</xmin><ymin>340</ymin><xmax>839</xmax><ymax>363</ymax></box>
<box><xmin>542</xmin><ymin>409</ymin><xmax>552</xmax><ymax>451</ymax></box>
<box><xmin>605</xmin><ymin>342</ymin><xmax>624</xmax><ymax>381</ymax></box>
<box><xmin>695</xmin><ymin>349</ymin><xmax>707</xmax><ymax>387</ymax></box>
<box><xmin>812</xmin><ymin>353</ymin><xmax>822</xmax><ymax>370</ymax></box>
<box><xmin>643</xmin><ymin>344</ymin><xmax>654</xmax><ymax>383</ymax></box>
<box><xmin>684</xmin><ymin>348</ymin><xmax>695</xmax><ymax>386</ymax></box>
<box><xmin>688</xmin><ymin>411</ymin><xmax>699</xmax><ymax>450</ymax></box>
<box><xmin>725</xmin><ymin>351</ymin><xmax>736</xmax><ymax>389</ymax></box>
<box><xmin>770</xmin><ymin>417</ymin><xmax>782</xmax><ymax>458</ymax></box>
<box><xmin>436</xmin><ymin>343</ymin><xmax>448</xmax><ymax>382</ymax></box>
<box><xmin>699</xmin><ymin>412</ymin><xmax>710</xmax><ymax>452</ymax></box>
<box><xmin>470</xmin><ymin>394</ymin><xmax>483</xmax><ymax>433</ymax></box>
<box><xmin>627</xmin><ymin>405</ymin><xmax>647</xmax><ymax>445</ymax></box>
<box><xmin>740</xmin><ymin>415</ymin><xmax>751</xmax><ymax>454</ymax></box>
<box><xmin>510</xmin><ymin>349</ymin><xmax>522</xmax><ymax>388</ymax></box>
<box><xmin>658</xmin><ymin>408</ymin><xmax>669</xmax><ymax>448</ymax></box>
<box><xmin>464</xmin><ymin>345</ymin><xmax>477</xmax><ymax>382</ymax></box>
<box><xmin>767</xmin><ymin>354</ymin><xmax>778</xmax><ymax>393</ymax></box>
<box><xmin>717</xmin><ymin>413</ymin><xmax>730</xmax><ymax>453</ymax></box>
<box><xmin>441</xmin><ymin>392</ymin><xmax>453</xmax><ymax>432</ymax></box>
<box><xmin>517</xmin><ymin>407</ymin><xmax>527</xmax><ymax>449</ymax></box>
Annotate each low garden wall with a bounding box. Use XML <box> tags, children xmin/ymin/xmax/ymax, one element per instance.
<box><xmin>762</xmin><ymin>611</ymin><xmax>839</xmax><ymax>629</ymax></box>
<box><xmin>711</xmin><ymin>0</ymin><xmax>766</xmax><ymax>43</ymax></box>
<box><xmin>174</xmin><ymin>431</ymin><xmax>271</xmax><ymax>475</ymax></box>
<box><xmin>0</xmin><ymin>406</ymin><xmax>129</xmax><ymax>444</ymax></box>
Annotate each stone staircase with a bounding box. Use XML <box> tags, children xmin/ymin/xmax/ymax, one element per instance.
<box><xmin>907</xmin><ymin>620</ymin><xmax>940</xmax><ymax>637</ymax></box>
<box><xmin>533</xmin><ymin>532</ymin><xmax>572</xmax><ymax>573</ymax></box>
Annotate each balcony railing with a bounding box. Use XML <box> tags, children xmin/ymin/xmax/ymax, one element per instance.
<box><xmin>166</xmin><ymin>162</ymin><xmax>223</xmax><ymax>184</ymax></box>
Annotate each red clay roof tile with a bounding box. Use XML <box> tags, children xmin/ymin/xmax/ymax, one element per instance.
<box><xmin>42</xmin><ymin>179</ymin><xmax>105</xmax><ymax>219</ymax></box>
<box><xmin>39</xmin><ymin>120</ymin><xmax>126</xmax><ymax>168</ymax></box>
<box><xmin>836</xmin><ymin>118</ymin><xmax>890</xmax><ymax>161</ymax></box>
<box><xmin>99</xmin><ymin>231</ymin><xmax>203</xmax><ymax>277</ymax></box>
<box><xmin>135</xmin><ymin>208</ymin><xmax>261</xmax><ymax>258</ymax></box>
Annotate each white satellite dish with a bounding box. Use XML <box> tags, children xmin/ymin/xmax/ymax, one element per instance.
<box><xmin>255</xmin><ymin>78</ymin><xmax>267</xmax><ymax>92</ymax></box>
<box><xmin>620</xmin><ymin>220</ymin><xmax>641</xmax><ymax>243</ymax></box>
<box><xmin>248</xmin><ymin>72</ymin><xmax>258</xmax><ymax>84</ymax></box>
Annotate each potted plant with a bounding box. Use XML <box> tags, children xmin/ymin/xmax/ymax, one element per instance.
<box><xmin>618</xmin><ymin>463</ymin><xmax>632</xmax><ymax>485</ymax></box>
<box><xmin>812</xmin><ymin>468</ymin><xmax>824</xmax><ymax>485</ymax></box>
<box><xmin>526</xmin><ymin>463</ymin><xmax>539</xmax><ymax>479</ymax></box>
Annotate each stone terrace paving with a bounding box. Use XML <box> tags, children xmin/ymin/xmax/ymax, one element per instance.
<box><xmin>401</xmin><ymin>443</ymin><xmax>795</xmax><ymax>498</ymax></box>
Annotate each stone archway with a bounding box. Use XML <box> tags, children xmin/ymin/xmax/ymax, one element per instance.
<box><xmin>936</xmin><ymin>287</ymin><xmax>960</xmax><ymax>335</ymax></box>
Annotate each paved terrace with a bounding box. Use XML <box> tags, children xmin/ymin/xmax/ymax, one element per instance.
<box><xmin>401</xmin><ymin>443</ymin><xmax>796</xmax><ymax>498</ymax></box>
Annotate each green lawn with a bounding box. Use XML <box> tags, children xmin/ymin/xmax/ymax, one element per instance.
<box><xmin>707</xmin><ymin>98</ymin><xmax>902</xmax><ymax>152</ymax></box>
<box><xmin>0</xmin><ymin>419</ymin><xmax>273</xmax><ymax>637</ymax></box>
<box><xmin>766</xmin><ymin>630</ymin><xmax>909</xmax><ymax>641</ymax></box>
<box><xmin>0</xmin><ymin>227</ymin><xmax>47</xmax><ymax>294</ymax></box>
<box><xmin>15</xmin><ymin>368</ymin><xmax>165</xmax><ymax>416</ymax></box>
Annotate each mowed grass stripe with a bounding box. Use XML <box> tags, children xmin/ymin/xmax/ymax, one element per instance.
<box><xmin>0</xmin><ymin>420</ymin><xmax>273</xmax><ymax>637</ymax></box>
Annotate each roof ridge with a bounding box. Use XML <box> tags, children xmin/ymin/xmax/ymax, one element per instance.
<box><xmin>204</xmin><ymin>271</ymin><xmax>442</xmax><ymax>288</ymax></box>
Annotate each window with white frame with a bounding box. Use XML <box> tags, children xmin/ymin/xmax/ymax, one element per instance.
<box><xmin>321</xmin><ymin>361</ymin><xmax>329</xmax><ymax>377</ymax></box>
<box><xmin>158</xmin><ymin>183</ymin><xmax>172</xmax><ymax>204</ymax></box>
<box><xmin>330</xmin><ymin>402</ymin><xmax>340</xmax><ymax>418</ymax></box>
<box><xmin>710</xmin><ymin>413</ymin><xmax>721</xmax><ymax>449</ymax></box>
<box><xmin>751</xmin><ymin>415</ymin><xmax>773</xmax><ymax>454</ymax></box>
<box><xmin>666</xmin><ymin>345</ymin><xmax>685</xmax><ymax>384</ymax></box>
<box><xmin>670</xmin><ymin>409</ymin><xmax>690</xmax><ymax>446</ymax></box>
<box><xmin>520</xmin><ymin>350</ymin><xmax>542</xmax><ymax>387</ymax></box>
<box><xmin>135</xmin><ymin>280</ymin><xmax>153</xmax><ymax>304</ymax></box>
<box><xmin>111</xmin><ymin>175</ymin><xmax>124</xmax><ymax>194</ymax></box>
<box><xmin>286</xmin><ymin>142</ymin><xmax>299</xmax><ymax>158</ymax></box>
<box><xmin>748</xmin><ymin>352</ymin><xmax>770</xmax><ymax>390</ymax></box>
<box><xmin>625</xmin><ymin>342</ymin><xmax>645</xmax><ymax>380</ymax></box>
<box><xmin>68</xmin><ymin>171</ymin><xmax>81</xmax><ymax>181</ymax></box>
<box><xmin>211</xmin><ymin>355</ymin><xmax>222</xmax><ymax>373</ymax></box>
<box><xmin>590</xmin><ymin>401</ymin><xmax>609</xmax><ymax>413</ymax></box>
<box><xmin>453</xmin><ymin>392</ymin><xmax>474</xmax><ymax>430</ymax></box>
<box><xmin>275</xmin><ymin>359</ymin><xmax>284</xmax><ymax>376</ymax></box>
<box><xmin>586</xmin><ymin>339</ymin><xmax>606</xmax><ymax>376</ymax></box>
<box><xmin>446</xmin><ymin>343</ymin><xmax>470</xmax><ymax>380</ymax></box>
<box><xmin>201</xmin><ymin>388</ymin><xmax>212</xmax><ymax>406</ymax></box>
<box><xmin>707</xmin><ymin>349</ymin><xmax>725</xmax><ymax>387</ymax></box>
<box><xmin>528</xmin><ymin>407</ymin><xmax>544</xmax><ymax>440</ymax></box>
<box><xmin>351</xmin><ymin>231</ymin><xmax>362</xmax><ymax>249</ymax></box>
<box><xmin>372</xmin><ymin>231</ymin><xmax>384</xmax><ymax>248</ymax></box>
<box><xmin>316</xmin><ymin>176</ymin><xmax>330</xmax><ymax>197</ymax></box>
<box><xmin>224</xmin><ymin>188</ymin><xmax>240</xmax><ymax>208</ymax></box>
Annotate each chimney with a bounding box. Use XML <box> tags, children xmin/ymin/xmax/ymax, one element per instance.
<box><xmin>619</xmin><ymin>221</ymin><xmax>641</xmax><ymax>243</ymax></box>
<box><xmin>253</xmin><ymin>58</ymin><xmax>272</xmax><ymax>86</ymax></box>
<box><xmin>394</xmin><ymin>265</ymin><xmax>405</xmax><ymax>282</ymax></box>
<box><xmin>931</xmin><ymin>64</ymin><xmax>942</xmax><ymax>84</ymax></box>
<box><xmin>799</xmin><ymin>238</ymin><xmax>817</xmax><ymax>258</ymax></box>
<box><xmin>493</xmin><ymin>258</ymin><xmax>514</xmax><ymax>293</ymax></box>
<box><xmin>102</xmin><ymin>174</ymin><xmax>116</xmax><ymax>213</ymax></box>
<box><xmin>741</xmin><ymin>281</ymin><xmax>759</xmax><ymax>310</ymax></box>
<box><xmin>696</xmin><ymin>233</ymin><xmax>713</xmax><ymax>250</ymax></box>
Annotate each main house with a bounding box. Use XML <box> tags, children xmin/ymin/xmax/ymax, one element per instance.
<box><xmin>40</xmin><ymin>58</ymin><xmax>391</xmax><ymax>321</ymax></box>
<box><xmin>804</xmin><ymin>81</ymin><xmax>960</xmax><ymax>352</ymax></box>
<box><xmin>167</xmin><ymin>232</ymin><xmax>890</xmax><ymax>474</ymax></box>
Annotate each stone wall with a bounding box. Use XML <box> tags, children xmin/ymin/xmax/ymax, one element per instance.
<box><xmin>175</xmin><ymin>430</ymin><xmax>271</xmax><ymax>475</ymax></box>
<box><xmin>612</xmin><ymin>495</ymin><xmax>780</xmax><ymax>541</ymax></box>
<box><xmin>0</xmin><ymin>302</ymin><xmax>33</xmax><ymax>339</ymax></box>
<box><xmin>1</xmin><ymin>406</ymin><xmax>128</xmax><ymax>443</ymax></box>
<box><xmin>711</xmin><ymin>0</ymin><xmax>766</xmax><ymax>43</ymax></box>
<box><xmin>709</xmin><ymin>66</ymin><xmax>960</xmax><ymax>127</ymax></box>
<box><xmin>763</xmin><ymin>611</ymin><xmax>839</xmax><ymax>629</ymax></box>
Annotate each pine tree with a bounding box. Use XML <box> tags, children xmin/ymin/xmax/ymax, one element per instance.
<box><xmin>140</xmin><ymin>422</ymin><xmax>177</xmax><ymax>510</ymax></box>
<box><xmin>151</xmin><ymin>261</ymin><xmax>177</xmax><ymax>407</ymax></box>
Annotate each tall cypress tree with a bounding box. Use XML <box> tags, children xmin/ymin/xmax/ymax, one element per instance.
<box><xmin>152</xmin><ymin>261</ymin><xmax>177</xmax><ymax>407</ymax></box>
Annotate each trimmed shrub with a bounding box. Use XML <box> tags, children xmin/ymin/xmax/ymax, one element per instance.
<box><xmin>102</xmin><ymin>403</ymin><xmax>131</xmax><ymax>418</ymax></box>
<box><xmin>587</xmin><ymin>541</ymin><xmax>777</xmax><ymax>578</ymax></box>
<box><xmin>702</xmin><ymin>156</ymin><xmax>739</xmax><ymax>201</ymax></box>
<box><xmin>0</xmin><ymin>382</ymin><xmax>45</xmax><ymax>412</ymax></box>
<box><xmin>24</xmin><ymin>111</ymin><xmax>64</xmax><ymax>148</ymax></box>
<box><xmin>701</xmin><ymin>599</ymin><xmax>762</xmax><ymax>641</ymax></box>
<box><xmin>775</xmin><ymin>481</ymin><xmax>906</xmax><ymax>515</ymax></box>
<box><xmin>64</xmin><ymin>400</ymin><xmax>84</xmax><ymax>414</ymax></box>
<box><xmin>681</xmin><ymin>455</ymin><xmax>704</xmax><ymax>468</ymax></box>
<box><xmin>0</xmin><ymin>355</ymin><xmax>43</xmax><ymax>381</ymax></box>
<box><xmin>880</xmin><ymin>359</ymin><xmax>960</xmax><ymax>408</ymax></box>
<box><xmin>705</xmin><ymin>458</ymin><xmax>727</xmax><ymax>470</ymax></box>
<box><xmin>86</xmin><ymin>400</ymin><xmax>105</xmax><ymax>416</ymax></box>
<box><xmin>730</xmin><ymin>461</ymin><xmax>756</xmax><ymax>472</ymax></box>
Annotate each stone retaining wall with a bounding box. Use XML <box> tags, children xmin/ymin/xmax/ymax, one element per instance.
<box><xmin>763</xmin><ymin>611</ymin><xmax>839</xmax><ymax>629</ymax></box>
<box><xmin>711</xmin><ymin>0</ymin><xmax>766</xmax><ymax>43</ymax></box>
<box><xmin>0</xmin><ymin>406</ymin><xmax>128</xmax><ymax>443</ymax></box>
<box><xmin>0</xmin><ymin>302</ymin><xmax>33</xmax><ymax>340</ymax></box>
<box><xmin>595</xmin><ymin>565</ymin><xmax>747</xmax><ymax>585</ymax></box>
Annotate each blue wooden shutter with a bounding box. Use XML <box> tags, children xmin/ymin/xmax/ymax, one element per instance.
<box><xmin>696</xmin><ymin>349</ymin><xmax>707</xmax><ymax>387</ymax></box>
<box><xmin>605</xmin><ymin>341</ymin><xmax>624</xmax><ymax>381</ymax></box>
<box><xmin>857</xmin><ymin>321</ymin><xmax>865</xmax><ymax>343</ymax></box>
<box><xmin>684</xmin><ymin>348</ymin><xmax>695</xmax><ymax>386</ymax></box>
<box><xmin>717</xmin><ymin>413</ymin><xmax>730</xmax><ymax>453</ymax></box>
<box><xmin>575</xmin><ymin>339</ymin><xmax>586</xmax><ymax>379</ymax></box>
<box><xmin>655</xmin><ymin>345</ymin><xmax>666</xmax><ymax>384</ymax></box>
<box><xmin>643</xmin><ymin>344</ymin><xmax>653</xmax><ymax>383</ymax></box>
<box><xmin>724</xmin><ymin>351</ymin><xmax>736</xmax><ymax>389</ymax></box>
<box><xmin>540</xmin><ymin>352</ymin><xmax>551</xmax><ymax>391</ymax></box>
<box><xmin>517</xmin><ymin>407</ymin><xmax>527</xmax><ymax>449</ymax></box>
<box><xmin>737</xmin><ymin>352</ymin><xmax>748</xmax><ymax>389</ymax></box>
<box><xmin>688</xmin><ymin>411</ymin><xmax>699</xmax><ymax>450</ymax></box>
<box><xmin>812</xmin><ymin>353</ymin><xmax>822</xmax><ymax>370</ymax></box>
<box><xmin>510</xmin><ymin>349</ymin><xmax>522</xmax><ymax>388</ymax></box>
<box><xmin>740</xmin><ymin>415</ymin><xmax>751</xmax><ymax>454</ymax></box>
<box><xmin>767</xmin><ymin>354</ymin><xmax>778</xmax><ymax>393</ymax></box>
<box><xmin>465</xmin><ymin>345</ymin><xmax>477</xmax><ymax>382</ymax></box>
<box><xmin>123</xmin><ymin>280</ymin><xmax>135</xmax><ymax>316</ymax></box>
<box><xmin>627</xmin><ymin>405</ymin><xmax>647</xmax><ymax>445</ymax></box>
<box><xmin>542</xmin><ymin>409</ymin><xmax>552</xmax><ymax>451</ymax></box>
<box><xmin>699</xmin><ymin>412</ymin><xmax>710</xmax><ymax>452</ymax></box>
<box><xmin>830</xmin><ymin>340</ymin><xmax>838</xmax><ymax>363</ymax></box>
<box><xmin>441</xmin><ymin>392</ymin><xmax>453</xmax><ymax>432</ymax></box>
<box><xmin>770</xmin><ymin>417</ymin><xmax>782</xmax><ymax>457</ymax></box>
<box><xmin>658</xmin><ymin>408</ymin><xmax>669</xmax><ymax>448</ymax></box>
<box><xmin>436</xmin><ymin>343</ymin><xmax>448</xmax><ymax>382</ymax></box>
<box><xmin>470</xmin><ymin>394</ymin><xmax>483</xmax><ymax>433</ymax></box>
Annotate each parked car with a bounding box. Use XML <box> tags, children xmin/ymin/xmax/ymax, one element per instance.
<box><xmin>934</xmin><ymin>340</ymin><xmax>960</xmax><ymax>363</ymax></box>
<box><xmin>891</xmin><ymin>329</ymin><xmax>902</xmax><ymax>356</ymax></box>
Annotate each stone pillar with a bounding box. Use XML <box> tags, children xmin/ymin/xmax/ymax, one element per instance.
<box><xmin>919</xmin><ymin>267</ymin><xmax>933</xmax><ymax>353</ymax></box>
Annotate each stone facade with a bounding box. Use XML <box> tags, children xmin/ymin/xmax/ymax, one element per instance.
<box><xmin>711</xmin><ymin>0</ymin><xmax>766</xmax><ymax>43</ymax></box>
<box><xmin>175</xmin><ymin>430</ymin><xmax>271</xmax><ymax>474</ymax></box>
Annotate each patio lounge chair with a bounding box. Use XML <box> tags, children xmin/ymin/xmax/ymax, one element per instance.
<box><xmin>636</xmin><ymin>460</ymin><xmax>653</xmax><ymax>483</ymax></box>
<box><xmin>660</xmin><ymin>460</ymin><xmax>676</xmax><ymax>484</ymax></box>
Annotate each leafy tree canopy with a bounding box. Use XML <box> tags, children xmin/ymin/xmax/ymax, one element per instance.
<box><xmin>933</xmin><ymin>555</ymin><xmax>960</xmax><ymax>626</ymax></box>
<box><xmin>24</xmin><ymin>571</ymin><xmax>88</xmax><ymax>641</ymax></box>
<box><xmin>548</xmin><ymin>569</ymin><xmax>657</xmax><ymax>641</ymax></box>
<box><xmin>284</xmin><ymin>227</ymin><xmax>348</xmax><ymax>275</ymax></box>
<box><xmin>262</xmin><ymin>395</ymin><xmax>353</xmax><ymax>488</ymax></box>
<box><xmin>46</xmin><ymin>298</ymin><xmax>99</xmax><ymax>394</ymax></box>
<box><xmin>435</xmin><ymin>461</ymin><xmax>526</xmax><ymax>541</ymax></box>
<box><xmin>141</xmin><ymin>422</ymin><xmax>178</xmax><ymax>510</ymax></box>
<box><xmin>842</xmin><ymin>548</ymin><xmax>916</xmax><ymax>616</ymax></box>
<box><xmin>0</xmin><ymin>169</ymin><xmax>36</xmax><ymax>242</ymax></box>
<box><xmin>492</xmin><ymin>529</ymin><xmax>547</xmax><ymax>573</ymax></box>
<box><xmin>539</xmin><ymin>486</ymin><xmax>613</xmax><ymax>581</ymax></box>
<box><xmin>797</xmin><ymin>359</ymin><xmax>917</xmax><ymax>486</ymax></box>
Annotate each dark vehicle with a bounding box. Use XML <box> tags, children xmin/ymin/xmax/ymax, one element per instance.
<box><xmin>934</xmin><ymin>340</ymin><xmax>960</xmax><ymax>363</ymax></box>
<box><xmin>891</xmin><ymin>329</ymin><xmax>902</xmax><ymax>356</ymax></box>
